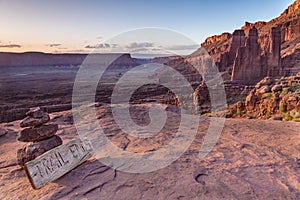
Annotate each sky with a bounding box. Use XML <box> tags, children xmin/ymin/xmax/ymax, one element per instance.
<box><xmin>0</xmin><ymin>0</ymin><xmax>295</xmax><ymax>55</ymax></box>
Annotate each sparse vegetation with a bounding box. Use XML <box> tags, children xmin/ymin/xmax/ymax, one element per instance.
<box><xmin>281</xmin><ymin>89</ymin><xmax>289</xmax><ymax>96</ymax></box>
<box><xmin>284</xmin><ymin>113</ymin><xmax>293</xmax><ymax>121</ymax></box>
<box><xmin>266</xmin><ymin>111</ymin><xmax>271</xmax><ymax>119</ymax></box>
<box><xmin>263</xmin><ymin>92</ymin><xmax>272</xmax><ymax>99</ymax></box>
<box><xmin>236</xmin><ymin>108</ymin><xmax>242</xmax><ymax>117</ymax></box>
<box><xmin>291</xmin><ymin>82</ymin><xmax>297</xmax><ymax>87</ymax></box>
<box><xmin>293</xmin><ymin>118</ymin><xmax>300</xmax><ymax>122</ymax></box>
<box><xmin>279</xmin><ymin>102</ymin><xmax>286</xmax><ymax>114</ymax></box>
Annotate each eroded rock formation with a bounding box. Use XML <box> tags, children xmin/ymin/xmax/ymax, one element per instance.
<box><xmin>202</xmin><ymin>26</ymin><xmax>283</xmax><ymax>84</ymax></box>
<box><xmin>199</xmin><ymin>0</ymin><xmax>300</xmax><ymax>83</ymax></box>
<box><xmin>231</xmin><ymin>27</ymin><xmax>262</xmax><ymax>83</ymax></box>
<box><xmin>267</xmin><ymin>27</ymin><xmax>282</xmax><ymax>76</ymax></box>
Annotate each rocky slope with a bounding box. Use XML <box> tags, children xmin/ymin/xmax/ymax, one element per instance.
<box><xmin>227</xmin><ymin>72</ymin><xmax>300</xmax><ymax>121</ymax></box>
<box><xmin>0</xmin><ymin>105</ymin><xmax>300</xmax><ymax>199</ymax></box>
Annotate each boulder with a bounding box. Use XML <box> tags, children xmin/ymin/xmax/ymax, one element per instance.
<box><xmin>17</xmin><ymin>135</ymin><xmax>63</xmax><ymax>166</ymax></box>
<box><xmin>259</xmin><ymin>77</ymin><xmax>275</xmax><ymax>87</ymax></box>
<box><xmin>286</xmin><ymin>95</ymin><xmax>299</xmax><ymax>111</ymax></box>
<box><xmin>193</xmin><ymin>82</ymin><xmax>210</xmax><ymax>113</ymax></box>
<box><xmin>20</xmin><ymin>113</ymin><xmax>50</xmax><ymax>128</ymax></box>
<box><xmin>273</xmin><ymin>92</ymin><xmax>281</xmax><ymax>100</ymax></box>
<box><xmin>271</xmin><ymin>85</ymin><xmax>283</xmax><ymax>92</ymax></box>
<box><xmin>17</xmin><ymin>124</ymin><xmax>58</xmax><ymax>142</ymax></box>
<box><xmin>271</xmin><ymin>116</ymin><xmax>283</xmax><ymax>121</ymax></box>
<box><xmin>245</xmin><ymin>91</ymin><xmax>258</xmax><ymax>111</ymax></box>
<box><xmin>236</xmin><ymin>101</ymin><xmax>244</xmax><ymax>109</ymax></box>
<box><xmin>26</xmin><ymin>107</ymin><xmax>44</xmax><ymax>118</ymax></box>
<box><xmin>258</xmin><ymin>86</ymin><xmax>271</xmax><ymax>94</ymax></box>
<box><xmin>267</xmin><ymin>98</ymin><xmax>280</xmax><ymax>114</ymax></box>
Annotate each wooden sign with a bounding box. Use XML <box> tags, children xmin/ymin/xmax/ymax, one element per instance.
<box><xmin>24</xmin><ymin>138</ymin><xmax>93</xmax><ymax>189</ymax></box>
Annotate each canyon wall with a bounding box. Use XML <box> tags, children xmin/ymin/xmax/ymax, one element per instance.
<box><xmin>231</xmin><ymin>27</ymin><xmax>282</xmax><ymax>84</ymax></box>
<box><xmin>199</xmin><ymin>0</ymin><xmax>300</xmax><ymax>84</ymax></box>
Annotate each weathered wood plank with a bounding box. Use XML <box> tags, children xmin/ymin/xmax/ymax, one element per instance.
<box><xmin>24</xmin><ymin>138</ymin><xmax>93</xmax><ymax>189</ymax></box>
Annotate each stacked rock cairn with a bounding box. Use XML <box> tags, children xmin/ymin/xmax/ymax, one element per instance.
<box><xmin>17</xmin><ymin>107</ymin><xmax>62</xmax><ymax>166</ymax></box>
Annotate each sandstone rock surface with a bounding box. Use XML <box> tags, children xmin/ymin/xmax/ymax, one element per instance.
<box><xmin>1</xmin><ymin>107</ymin><xmax>299</xmax><ymax>199</ymax></box>
<box><xmin>17</xmin><ymin>135</ymin><xmax>63</xmax><ymax>166</ymax></box>
<box><xmin>26</xmin><ymin>107</ymin><xmax>44</xmax><ymax>118</ymax></box>
<box><xmin>272</xmin><ymin>84</ymin><xmax>283</xmax><ymax>92</ymax></box>
<box><xmin>20</xmin><ymin>114</ymin><xmax>50</xmax><ymax>128</ymax></box>
<box><xmin>17</xmin><ymin>124</ymin><xmax>58</xmax><ymax>142</ymax></box>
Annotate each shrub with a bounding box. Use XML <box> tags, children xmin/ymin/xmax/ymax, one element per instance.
<box><xmin>284</xmin><ymin>113</ymin><xmax>293</xmax><ymax>121</ymax></box>
<box><xmin>279</xmin><ymin>102</ymin><xmax>286</xmax><ymax>114</ymax></box>
<box><xmin>291</xmin><ymin>82</ymin><xmax>297</xmax><ymax>87</ymax></box>
<box><xmin>293</xmin><ymin>118</ymin><xmax>300</xmax><ymax>122</ymax></box>
<box><xmin>263</xmin><ymin>92</ymin><xmax>272</xmax><ymax>99</ymax></box>
<box><xmin>236</xmin><ymin>108</ymin><xmax>242</xmax><ymax>117</ymax></box>
<box><xmin>266</xmin><ymin>111</ymin><xmax>271</xmax><ymax>119</ymax></box>
<box><xmin>281</xmin><ymin>89</ymin><xmax>288</xmax><ymax>96</ymax></box>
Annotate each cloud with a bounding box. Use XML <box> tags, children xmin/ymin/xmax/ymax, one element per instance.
<box><xmin>166</xmin><ymin>44</ymin><xmax>200</xmax><ymax>51</ymax></box>
<box><xmin>82</xmin><ymin>42</ymin><xmax>198</xmax><ymax>55</ymax></box>
<box><xmin>150</xmin><ymin>48</ymin><xmax>163</xmax><ymax>51</ymax></box>
<box><xmin>85</xmin><ymin>43</ymin><xmax>117</xmax><ymax>49</ymax></box>
<box><xmin>46</xmin><ymin>43</ymin><xmax>62</xmax><ymax>47</ymax></box>
<box><xmin>86</xmin><ymin>42</ymin><xmax>154</xmax><ymax>50</ymax></box>
<box><xmin>126</xmin><ymin>42</ymin><xmax>154</xmax><ymax>49</ymax></box>
<box><xmin>0</xmin><ymin>44</ymin><xmax>21</xmax><ymax>48</ymax></box>
<box><xmin>61</xmin><ymin>49</ymin><xmax>88</xmax><ymax>53</ymax></box>
<box><xmin>130</xmin><ymin>48</ymin><xmax>149</xmax><ymax>53</ymax></box>
<box><xmin>130</xmin><ymin>47</ymin><xmax>163</xmax><ymax>53</ymax></box>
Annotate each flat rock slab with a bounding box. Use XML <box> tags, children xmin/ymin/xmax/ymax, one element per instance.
<box><xmin>17</xmin><ymin>135</ymin><xmax>63</xmax><ymax>165</ymax></box>
<box><xmin>24</xmin><ymin>138</ymin><xmax>93</xmax><ymax>189</ymax></box>
<box><xmin>0</xmin><ymin>128</ymin><xmax>7</xmax><ymax>137</ymax></box>
<box><xmin>17</xmin><ymin>124</ymin><xmax>58</xmax><ymax>142</ymax></box>
<box><xmin>20</xmin><ymin>114</ymin><xmax>50</xmax><ymax>128</ymax></box>
<box><xmin>26</xmin><ymin>107</ymin><xmax>44</xmax><ymax>118</ymax></box>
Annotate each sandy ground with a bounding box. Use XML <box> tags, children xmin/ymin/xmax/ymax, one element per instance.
<box><xmin>0</xmin><ymin>104</ymin><xmax>299</xmax><ymax>200</ymax></box>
